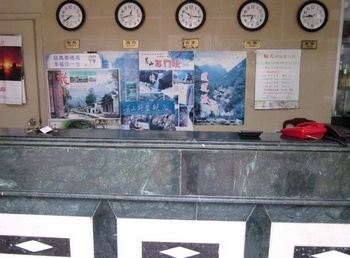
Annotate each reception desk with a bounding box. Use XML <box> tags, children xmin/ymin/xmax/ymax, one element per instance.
<box><xmin>0</xmin><ymin>129</ymin><xmax>349</xmax><ymax>258</ymax></box>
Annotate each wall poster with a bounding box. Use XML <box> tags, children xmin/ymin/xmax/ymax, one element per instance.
<box><xmin>48</xmin><ymin>69</ymin><xmax>120</xmax><ymax>129</ymax></box>
<box><xmin>0</xmin><ymin>34</ymin><xmax>25</xmax><ymax>105</ymax></box>
<box><xmin>255</xmin><ymin>49</ymin><xmax>301</xmax><ymax>109</ymax></box>
<box><xmin>46</xmin><ymin>51</ymin><xmax>247</xmax><ymax>130</ymax></box>
<box><xmin>194</xmin><ymin>51</ymin><xmax>247</xmax><ymax>126</ymax></box>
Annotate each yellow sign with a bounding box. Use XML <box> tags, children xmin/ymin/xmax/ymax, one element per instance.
<box><xmin>244</xmin><ymin>40</ymin><xmax>261</xmax><ymax>49</ymax></box>
<box><xmin>64</xmin><ymin>39</ymin><xmax>80</xmax><ymax>49</ymax></box>
<box><xmin>123</xmin><ymin>40</ymin><xmax>139</xmax><ymax>49</ymax></box>
<box><xmin>301</xmin><ymin>40</ymin><xmax>318</xmax><ymax>49</ymax></box>
<box><xmin>182</xmin><ymin>39</ymin><xmax>199</xmax><ymax>49</ymax></box>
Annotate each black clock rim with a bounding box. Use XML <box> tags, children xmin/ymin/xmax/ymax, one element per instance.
<box><xmin>237</xmin><ymin>0</ymin><xmax>269</xmax><ymax>31</ymax></box>
<box><xmin>115</xmin><ymin>0</ymin><xmax>145</xmax><ymax>31</ymax></box>
<box><xmin>56</xmin><ymin>0</ymin><xmax>86</xmax><ymax>31</ymax></box>
<box><xmin>297</xmin><ymin>0</ymin><xmax>328</xmax><ymax>32</ymax></box>
<box><xmin>175</xmin><ymin>0</ymin><xmax>207</xmax><ymax>32</ymax></box>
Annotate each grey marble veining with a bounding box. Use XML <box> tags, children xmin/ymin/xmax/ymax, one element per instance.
<box><xmin>0</xmin><ymin>146</ymin><xmax>181</xmax><ymax>196</ymax></box>
<box><xmin>0</xmin><ymin>197</ymin><xmax>99</xmax><ymax>216</ymax></box>
<box><xmin>0</xmin><ymin>130</ymin><xmax>349</xmax><ymax>202</ymax></box>
<box><xmin>181</xmin><ymin>149</ymin><xmax>350</xmax><ymax>199</ymax></box>
<box><xmin>265</xmin><ymin>205</ymin><xmax>350</xmax><ymax>223</ymax></box>
<box><xmin>0</xmin><ymin>129</ymin><xmax>349</xmax><ymax>258</ymax></box>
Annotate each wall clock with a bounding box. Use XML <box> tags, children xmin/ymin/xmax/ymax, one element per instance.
<box><xmin>176</xmin><ymin>0</ymin><xmax>206</xmax><ymax>31</ymax></box>
<box><xmin>237</xmin><ymin>0</ymin><xmax>269</xmax><ymax>31</ymax></box>
<box><xmin>115</xmin><ymin>0</ymin><xmax>145</xmax><ymax>31</ymax></box>
<box><xmin>56</xmin><ymin>0</ymin><xmax>86</xmax><ymax>31</ymax></box>
<box><xmin>297</xmin><ymin>0</ymin><xmax>328</xmax><ymax>32</ymax></box>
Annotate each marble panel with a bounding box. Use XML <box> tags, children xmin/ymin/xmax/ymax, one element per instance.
<box><xmin>0</xmin><ymin>197</ymin><xmax>99</xmax><ymax>216</ymax></box>
<box><xmin>265</xmin><ymin>205</ymin><xmax>350</xmax><ymax>223</ymax></box>
<box><xmin>0</xmin><ymin>146</ymin><xmax>181</xmax><ymax>196</ymax></box>
<box><xmin>110</xmin><ymin>200</ymin><xmax>197</xmax><ymax>220</ymax></box>
<box><xmin>245</xmin><ymin>205</ymin><xmax>271</xmax><ymax>258</ymax></box>
<box><xmin>93</xmin><ymin>200</ymin><xmax>117</xmax><ymax>258</ymax></box>
<box><xmin>181</xmin><ymin>149</ymin><xmax>350</xmax><ymax>199</ymax></box>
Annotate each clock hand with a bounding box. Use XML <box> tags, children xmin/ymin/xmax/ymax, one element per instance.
<box><xmin>122</xmin><ymin>10</ymin><xmax>133</xmax><ymax>18</ymax></box>
<box><xmin>302</xmin><ymin>14</ymin><xmax>315</xmax><ymax>21</ymax></box>
<box><xmin>64</xmin><ymin>15</ymin><xmax>73</xmax><ymax>22</ymax></box>
<box><xmin>242</xmin><ymin>14</ymin><xmax>256</xmax><ymax>21</ymax></box>
<box><xmin>184</xmin><ymin>11</ymin><xmax>192</xmax><ymax>18</ymax></box>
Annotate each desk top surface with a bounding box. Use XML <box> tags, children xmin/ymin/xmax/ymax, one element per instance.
<box><xmin>0</xmin><ymin>128</ymin><xmax>348</xmax><ymax>150</ymax></box>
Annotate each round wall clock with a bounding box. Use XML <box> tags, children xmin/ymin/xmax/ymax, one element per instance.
<box><xmin>297</xmin><ymin>0</ymin><xmax>328</xmax><ymax>32</ymax></box>
<box><xmin>56</xmin><ymin>0</ymin><xmax>86</xmax><ymax>31</ymax></box>
<box><xmin>237</xmin><ymin>0</ymin><xmax>269</xmax><ymax>31</ymax></box>
<box><xmin>115</xmin><ymin>0</ymin><xmax>145</xmax><ymax>31</ymax></box>
<box><xmin>176</xmin><ymin>0</ymin><xmax>206</xmax><ymax>31</ymax></box>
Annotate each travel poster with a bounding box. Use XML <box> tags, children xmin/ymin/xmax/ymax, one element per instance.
<box><xmin>194</xmin><ymin>51</ymin><xmax>247</xmax><ymax>126</ymax></box>
<box><xmin>132</xmin><ymin>51</ymin><xmax>195</xmax><ymax>131</ymax></box>
<box><xmin>48</xmin><ymin>69</ymin><xmax>120</xmax><ymax>129</ymax></box>
<box><xmin>255</xmin><ymin>49</ymin><xmax>301</xmax><ymax>109</ymax></box>
<box><xmin>120</xmin><ymin>101</ymin><xmax>175</xmax><ymax>131</ymax></box>
<box><xmin>99</xmin><ymin>51</ymin><xmax>139</xmax><ymax>102</ymax></box>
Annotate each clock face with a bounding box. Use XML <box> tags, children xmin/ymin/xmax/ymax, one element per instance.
<box><xmin>297</xmin><ymin>1</ymin><xmax>328</xmax><ymax>32</ymax></box>
<box><xmin>115</xmin><ymin>1</ymin><xmax>145</xmax><ymax>31</ymax></box>
<box><xmin>176</xmin><ymin>0</ymin><xmax>206</xmax><ymax>31</ymax></box>
<box><xmin>238</xmin><ymin>0</ymin><xmax>268</xmax><ymax>31</ymax></box>
<box><xmin>56</xmin><ymin>1</ymin><xmax>85</xmax><ymax>31</ymax></box>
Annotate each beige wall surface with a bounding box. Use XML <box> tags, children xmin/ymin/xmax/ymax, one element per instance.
<box><xmin>0</xmin><ymin>0</ymin><xmax>343</xmax><ymax>132</ymax></box>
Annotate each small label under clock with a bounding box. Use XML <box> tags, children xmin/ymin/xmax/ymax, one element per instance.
<box><xmin>182</xmin><ymin>39</ymin><xmax>199</xmax><ymax>49</ymax></box>
<box><xmin>123</xmin><ymin>40</ymin><xmax>139</xmax><ymax>49</ymax></box>
<box><xmin>301</xmin><ymin>40</ymin><xmax>318</xmax><ymax>49</ymax></box>
<box><xmin>244</xmin><ymin>40</ymin><xmax>261</xmax><ymax>49</ymax></box>
<box><xmin>64</xmin><ymin>39</ymin><xmax>80</xmax><ymax>49</ymax></box>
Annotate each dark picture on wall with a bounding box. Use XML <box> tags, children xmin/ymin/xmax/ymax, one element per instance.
<box><xmin>0</xmin><ymin>34</ymin><xmax>25</xmax><ymax>104</ymax></box>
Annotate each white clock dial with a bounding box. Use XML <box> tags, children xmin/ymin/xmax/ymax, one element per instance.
<box><xmin>176</xmin><ymin>1</ymin><xmax>206</xmax><ymax>31</ymax></box>
<box><xmin>238</xmin><ymin>1</ymin><xmax>268</xmax><ymax>31</ymax></box>
<box><xmin>298</xmin><ymin>1</ymin><xmax>328</xmax><ymax>32</ymax></box>
<box><xmin>56</xmin><ymin>1</ymin><xmax>85</xmax><ymax>31</ymax></box>
<box><xmin>115</xmin><ymin>1</ymin><xmax>145</xmax><ymax>31</ymax></box>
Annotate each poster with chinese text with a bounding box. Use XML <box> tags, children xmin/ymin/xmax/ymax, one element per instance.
<box><xmin>123</xmin><ymin>51</ymin><xmax>194</xmax><ymax>131</ymax></box>
<box><xmin>255</xmin><ymin>49</ymin><xmax>301</xmax><ymax>109</ymax></box>
<box><xmin>48</xmin><ymin>69</ymin><xmax>120</xmax><ymax>129</ymax></box>
<box><xmin>194</xmin><ymin>51</ymin><xmax>247</xmax><ymax>126</ymax></box>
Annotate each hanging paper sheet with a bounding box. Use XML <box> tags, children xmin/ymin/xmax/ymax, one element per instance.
<box><xmin>0</xmin><ymin>34</ymin><xmax>25</xmax><ymax>105</ymax></box>
<box><xmin>255</xmin><ymin>49</ymin><xmax>301</xmax><ymax>109</ymax></box>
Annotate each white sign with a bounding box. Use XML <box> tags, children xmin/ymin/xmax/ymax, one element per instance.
<box><xmin>46</xmin><ymin>53</ymin><xmax>102</xmax><ymax>69</ymax></box>
<box><xmin>255</xmin><ymin>49</ymin><xmax>301</xmax><ymax>109</ymax></box>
